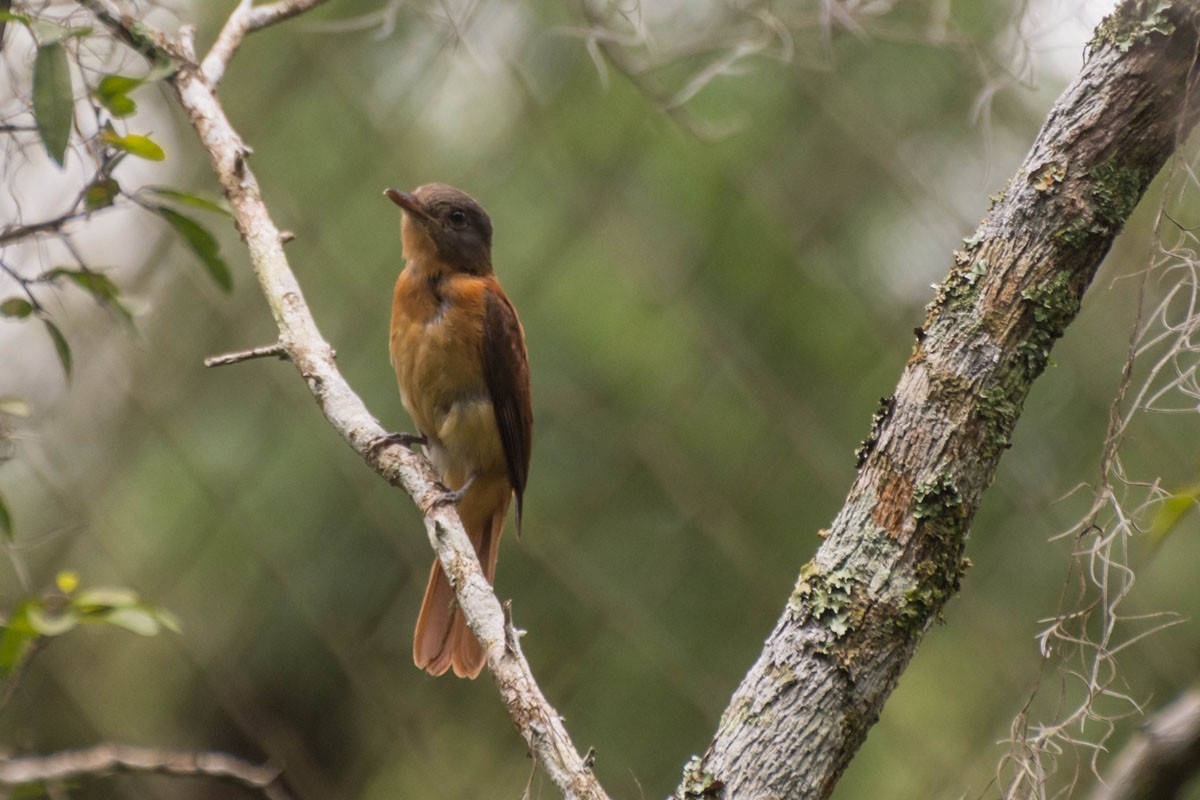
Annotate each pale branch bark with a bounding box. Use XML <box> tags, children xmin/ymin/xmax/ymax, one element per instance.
<box><xmin>679</xmin><ymin>3</ymin><xmax>1200</xmax><ymax>799</ymax></box>
<box><xmin>1088</xmin><ymin>685</ymin><xmax>1200</xmax><ymax>800</ymax></box>
<box><xmin>204</xmin><ymin>342</ymin><xmax>290</xmax><ymax>367</ymax></box>
<box><xmin>0</xmin><ymin>743</ymin><xmax>292</xmax><ymax>799</ymax></box>
<box><xmin>76</xmin><ymin>3</ymin><xmax>609</xmax><ymax>800</ymax></box>
<box><xmin>201</xmin><ymin>0</ymin><xmax>330</xmax><ymax>86</ymax></box>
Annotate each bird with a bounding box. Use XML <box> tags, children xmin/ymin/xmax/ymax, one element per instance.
<box><xmin>384</xmin><ymin>182</ymin><xmax>532</xmax><ymax>679</ymax></box>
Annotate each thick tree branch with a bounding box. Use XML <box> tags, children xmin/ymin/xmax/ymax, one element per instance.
<box><xmin>78</xmin><ymin>4</ymin><xmax>608</xmax><ymax>799</ymax></box>
<box><xmin>681</xmin><ymin>3</ymin><xmax>1200</xmax><ymax>798</ymax></box>
<box><xmin>0</xmin><ymin>743</ymin><xmax>291</xmax><ymax>799</ymax></box>
<box><xmin>1088</xmin><ymin>685</ymin><xmax>1200</xmax><ymax>800</ymax></box>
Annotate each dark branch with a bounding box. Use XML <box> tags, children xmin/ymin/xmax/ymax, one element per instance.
<box><xmin>0</xmin><ymin>211</ymin><xmax>89</xmax><ymax>246</ymax></box>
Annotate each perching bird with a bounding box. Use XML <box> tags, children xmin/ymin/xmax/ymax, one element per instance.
<box><xmin>384</xmin><ymin>183</ymin><xmax>532</xmax><ymax>679</ymax></box>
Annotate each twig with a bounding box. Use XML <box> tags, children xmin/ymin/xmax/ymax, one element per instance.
<box><xmin>1086</xmin><ymin>686</ymin><xmax>1200</xmax><ymax>800</ymax></box>
<box><xmin>80</xmin><ymin>4</ymin><xmax>610</xmax><ymax>799</ymax></box>
<box><xmin>74</xmin><ymin>0</ymin><xmax>184</xmax><ymax>64</ymax></box>
<box><xmin>204</xmin><ymin>342</ymin><xmax>290</xmax><ymax>367</ymax></box>
<box><xmin>0</xmin><ymin>211</ymin><xmax>90</xmax><ymax>246</ymax></box>
<box><xmin>0</xmin><ymin>743</ymin><xmax>292</xmax><ymax>800</ymax></box>
<box><xmin>202</xmin><ymin>0</ymin><xmax>333</xmax><ymax>86</ymax></box>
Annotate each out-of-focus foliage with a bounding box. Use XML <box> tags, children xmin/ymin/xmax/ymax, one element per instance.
<box><xmin>2</xmin><ymin>1</ymin><xmax>1199</xmax><ymax>799</ymax></box>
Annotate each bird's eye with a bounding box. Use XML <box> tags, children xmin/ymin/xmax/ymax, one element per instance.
<box><xmin>448</xmin><ymin>209</ymin><xmax>468</xmax><ymax>228</ymax></box>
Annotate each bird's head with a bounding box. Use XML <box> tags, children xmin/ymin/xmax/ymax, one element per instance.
<box><xmin>385</xmin><ymin>183</ymin><xmax>493</xmax><ymax>275</ymax></box>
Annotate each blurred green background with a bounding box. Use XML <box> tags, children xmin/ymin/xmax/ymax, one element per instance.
<box><xmin>3</xmin><ymin>0</ymin><xmax>1200</xmax><ymax>798</ymax></box>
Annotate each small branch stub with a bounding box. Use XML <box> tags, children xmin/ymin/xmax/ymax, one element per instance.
<box><xmin>204</xmin><ymin>342</ymin><xmax>290</xmax><ymax>367</ymax></box>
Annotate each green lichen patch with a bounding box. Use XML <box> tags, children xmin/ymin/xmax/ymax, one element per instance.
<box><xmin>791</xmin><ymin>564</ymin><xmax>859</xmax><ymax>638</ymax></box>
<box><xmin>896</xmin><ymin>476</ymin><xmax>973</xmax><ymax>634</ymax></box>
<box><xmin>895</xmin><ymin>556</ymin><xmax>972</xmax><ymax>635</ymax></box>
<box><xmin>988</xmin><ymin>179</ymin><xmax>1011</xmax><ymax>209</ymax></box>
<box><xmin>680</xmin><ymin>755</ymin><xmax>724</xmax><ymax>798</ymax></box>
<box><xmin>1090</xmin><ymin>1</ymin><xmax>1176</xmax><ymax>53</ymax></box>
<box><xmin>1031</xmin><ymin>161</ymin><xmax>1067</xmax><ymax>192</ymax></box>
<box><xmin>912</xmin><ymin>475</ymin><xmax>964</xmax><ymax>526</ymax></box>
<box><xmin>1090</xmin><ymin>159</ymin><xmax>1150</xmax><ymax>228</ymax></box>
<box><xmin>928</xmin><ymin>263</ymin><xmax>985</xmax><ymax>316</ymax></box>
<box><xmin>1018</xmin><ymin>272</ymin><xmax>1080</xmax><ymax>377</ymax></box>
<box><xmin>975</xmin><ymin>385</ymin><xmax>1019</xmax><ymax>460</ymax></box>
<box><xmin>962</xmin><ymin>225</ymin><xmax>986</xmax><ymax>250</ymax></box>
<box><xmin>1055</xmin><ymin>158</ymin><xmax>1151</xmax><ymax>250</ymax></box>
<box><xmin>1053</xmin><ymin>216</ymin><xmax>1098</xmax><ymax>250</ymax></box>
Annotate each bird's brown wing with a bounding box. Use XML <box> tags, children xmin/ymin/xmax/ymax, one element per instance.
<box><xmin>482</xmin><ymin>285</ymin><xmax>533</xmax><ymax>531</ymax></box>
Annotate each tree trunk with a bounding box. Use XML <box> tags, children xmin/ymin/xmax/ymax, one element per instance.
<box><xmin>680</xmin><ymin>3</ymin><xmax>1200</xmax><ymax>798</ymax></box>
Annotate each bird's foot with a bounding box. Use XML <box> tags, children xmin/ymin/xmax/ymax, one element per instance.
<box><xmin>368</xmin><ymin>431</ymin><xmax>427</xmax><ymax>459</ymax></box>
<box><xmin>434</xmin><ymin>473</ymin><xmax>477</xmax><ymax>507</ymax></box>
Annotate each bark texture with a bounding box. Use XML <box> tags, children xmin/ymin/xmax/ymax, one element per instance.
<box><xmin>681</xmin><ymin>4</ymin><xmax>1200</xmax><ymax>798</ymax></box>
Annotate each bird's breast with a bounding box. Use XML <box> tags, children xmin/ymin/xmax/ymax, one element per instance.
<box><xmin>390</xmin><ymin>268</ymin><xmax>506</xmax><ymax>487</ymax></box>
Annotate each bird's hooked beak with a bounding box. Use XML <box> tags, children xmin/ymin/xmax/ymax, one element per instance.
<box><xmin>384</xmin><ymin>188</ymin><xmax>434</xmax><ymax>225</ymax></box>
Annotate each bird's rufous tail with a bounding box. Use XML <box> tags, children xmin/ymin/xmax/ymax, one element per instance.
<box><xmin>413</xmin><ymin>479</ymin><xmax>510</xmax><ymax>679</ymax></box>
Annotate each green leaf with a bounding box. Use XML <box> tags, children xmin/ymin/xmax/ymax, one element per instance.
<box><xmin>97</xmin><ymin>74</ymin><xmax>142</xmax><ymax>96</ymax></box>
<box><xmin>0</xmin><ymin>396</ymin><xmax>30</xmax><ymax>417</ymax></box>
<box><xmin>74</xmin><ymin>587</ymin><xmax>140</xmax><ymax>609</ymax></box>
<box><xmin>143</xmin><ymin>57</ymin><xmax>177</xmax><ymax>83</ymax></box>
<box><xmin>84</xmin><ymin>177</ymin><xmax>120</xmax><ymax>210</ymax></box>
<box><xmin>97</xmin><ymin>91</ymin><xmax>135</xmax><ymax>117</ymax></box>
<box><xmin>1149</xmin><ymin>483</ymin><xmax>1200</xmax><ymax>546</ymax></box>
<box><xmin>46</xmin><ymin>267</ymin><xmax>114</xmax><ymax>298</ymax></box>
<box><xmin>42</xmin><ymin>318</ymin><xmax>71</xmax><ymax>378</ymax></box>
<box><xmin>100</xmin><ymin>130</ymin><xmax>165</xmax><ymax>161</ymax></box>
<box><xmin>45</xmin><ymin>267</ymin><xmax>134</xmax><ymax>324</ymax></box>
<box><xmin>26</xmin><ymin>604</ymin><xmax>80</xmax><ymax>636</ymax></box>
<box><xmin>32</xmin><ymin>41</ymin><xmax>74</xmax><ymax>166</ymax></box>
<box><xmin>0</xmin><ymin>608</ymin><xmax>38</xmax><ymax>676</ymax></box>
<box><xmin>0</xmin><ymin>297</ymin><xmax>33</xmax><ymax>318</ymax></box>
<box><xmin>0</xmin><ymin>491</ymin><xmax>12</xmax><ymax>542</ymax></box>
<box><xmin>31</xmin><ymin>19</ymin><xmax>89</xmax><ymax>45</ymax></box>
<box><xmin>0</xmin><ymin>11</ymin><xmax>33</xmax><ymax>26</ymax></box>
<box><xmin>72</xmin><ymin>588</ymin><xmax>179</xmax><ymax>637</ymax></box>
<box><xmin>97</xmin><ymin>606</ymin><xmax>160</xmax><ymax>636</ymax></box>
<box><xmin>95</xmin><ymin>74</ymin><xmax>141</xmax><ymax>118</ymax></box>
<box><xmin>146</xmin><ymin>186</ymin><xmax>233</xmax><ymax>218</ymax></box>
<box><xmin>156</xmin><ymin>207</ymin><xmax>232</xmax><ymax>291</ymax></box>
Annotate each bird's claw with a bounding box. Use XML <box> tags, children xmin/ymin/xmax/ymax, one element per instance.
<box><xmin>368</xmin><ymin>431</ymin><xmax>427</xmax><ymax>459</ymax></box>
<box><xmin>434</xmin><ymin>474</ymin><xmax>477</xmax><ymax>507</ymax></box>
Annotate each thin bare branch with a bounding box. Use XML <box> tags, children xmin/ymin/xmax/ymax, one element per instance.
<box><xmin>202</xmin><ymin>0</ymin><xmax>334</xmax><ymax>86</ymax></box>
<box><xmin>204</xmin><ymin>342</ymin><xmax>291</xmax><ymax>367</ymax></box>
<box><xmin>0</xmin><ymin>743</ymin><xmax>292</xmax><ymax>800</ymax></box>
<box><xmin>1087</xmin><ymin>686</ymin><xmax>1200</xmax><ymax>800</ymax></box>
<box><xmin>0</xmin><ymin>210</ymin><xmax>89</xmax><ymax>246</ymax></box>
